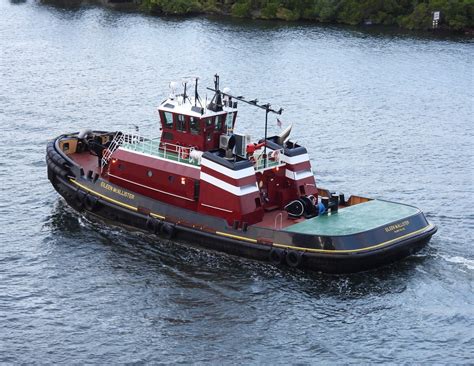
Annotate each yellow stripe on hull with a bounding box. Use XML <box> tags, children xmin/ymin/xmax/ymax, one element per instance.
<box><xmin>70</xmin><ymin>179</ymin><xmax>166</xmax><ymax>220</ymax></box>
<box><xmin>215</xmin><ymin>231</ymin><xmax>258</xmax><ymax>243</ymax></box>
<box><xmin>272</xmin><ymin>224</ymin><xmax>435</xmax><ymax>254</ymax></box>
<box><xmin>70</xmin><ymin>179</ymin><xmax>432</xmax><ymax>255</ymax></box>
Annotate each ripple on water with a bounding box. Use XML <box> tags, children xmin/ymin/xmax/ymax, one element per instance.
<box><xmin>1</xmin><ymin>1</ymin><xmax>473</xmax><ymax>364</ymax></box>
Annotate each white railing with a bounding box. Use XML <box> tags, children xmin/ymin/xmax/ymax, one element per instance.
<box><xmin>160</xmin><ymin>142</ymin><xmax>197</xmax><ymax>164</ymax></box>
<box><xmin>253</xmin><ymin>148</ymin><xmax>285</xmax><ymax>172</ymax></box>
<box><xmin>119</xmin><ymin>130</ymin><xmax>199</xmax><ymax>165</ymax></box>
<box><xmin>101</xmin><ymin>131</ymin><xmax>124</xmax><ymax>172</ymax></box>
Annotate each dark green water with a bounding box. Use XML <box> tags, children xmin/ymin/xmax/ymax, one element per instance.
<box><xmin>1</xmin><ymin>1</ymin><xmax>473</xmax><ymax>363</ymax></box>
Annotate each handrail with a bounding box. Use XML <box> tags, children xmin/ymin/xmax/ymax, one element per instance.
<box><xmin>118</xmin><ymin>131</ymin><xmax>197</xmax><ymax>165</ymax></box>
<box><xmin>253</xmin><ymin>148</ymin><xmax>285</xmax><ymax>172</ymax></box>
<box><xmin>274</xmin><ymin>212</ymin><xmax>283</xmax><ymax>230</ymax></box>
<box><xmin>101</xmin><ymin>131</ymin><xmax>124</xmax><ymax>172</ymax></box>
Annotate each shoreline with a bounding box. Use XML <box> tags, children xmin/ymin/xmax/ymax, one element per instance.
<box><xmin>38</xmin><ymin>0</ymin><xmax>474</xmax><ymax>36</ymax></box>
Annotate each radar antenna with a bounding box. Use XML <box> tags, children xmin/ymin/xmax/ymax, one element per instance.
<box><xmin>207</xmin><ymin>75</ymin><xmax>284</xmax><ymax>168</ymax></box>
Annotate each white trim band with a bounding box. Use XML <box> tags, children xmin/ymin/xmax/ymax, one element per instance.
<box><xmin>281</xmin><ymin>153</ymin><xmax>310</xmax><ymax>165</ymax></box>
<box><xmin>201</xmin><ymin>172</ymin><xmax>259</xmax><ymax>196</ymax></box>
<box><xmin>109</xmin><ymin>173</ymin><xmax>195</xmax><ymax>201</ymax></box>
<box><xmin>285</xmin><ymin>169</ymin><xmax>314</xmax><ymax>181</ymax></box>
<box><xmin>201</xmin><ymin>158</ymin><xmax>256</xmax><ymax>179</ymax></box>
<box><xmin>200</xmin><ymin>203</ymin><xmax>234</xmax><ymax>213</ymax></box>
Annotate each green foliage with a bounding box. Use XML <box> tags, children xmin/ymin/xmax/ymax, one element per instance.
<box><xmin>302</xmin><ymin>0</ymin><xmax>339</xmax><ymax>22</ymax></box>
<box><xmin>140</xmin><ymin>0</ymin><xmax>474</xmax><ymax>32</ymax></box>
<box><xmin>201</xmin><ymin>0</ymin><xmax>219</xmax><ymax>13</ymax></box>
<box><xmin>142</xmin><ymin>0</ymin><xmax>202</xmax><ymax>14</ymax></box>
<box><xmin>231</xmin><ymin>0</ymin><xmax>252</xmax><ymax>17</ymax></box>
<box><xmin>276</xmin><ymin>7</ymin><xmax>301</xmax><ymax>21</ymax></box>
<box><xmin>399</xmin><ymin>3</ymin><xmax>431</xmax><ymax>29</ymax></box>
<box><xmin>337</xmin><ymin>0</ymin><xmax>363</xmax><ymax>25</ymax></box>
<box><xmin>260</xmin><ymin>1</ymin><xmax>279</xmax><ymax>19</ymax></box>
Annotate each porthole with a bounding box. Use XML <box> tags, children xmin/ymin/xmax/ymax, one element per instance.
<box><xmin>147</xmin><ymin>170</ymin><xmax>153</xmax><ymax>177</ymax></box>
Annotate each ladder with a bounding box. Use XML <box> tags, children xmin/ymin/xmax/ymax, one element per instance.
<box><xmin>101</xmin><ymin>132</ymin><xmax>124</xmax><ymax>172</ymax></box>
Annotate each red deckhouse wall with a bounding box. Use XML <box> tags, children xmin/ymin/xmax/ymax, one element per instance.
<box><xmin>105</xmin><ymin>99</ymin><xmax>318</xmax><ymax>226</ymax></box>
<box><xmin>197</xmin><ymin>157</ymin><xmax>264</xmax><ymax>226</ymax></box>
<box><xmin>108</xmin><ymin>149</ymin><xmax>200</xmax><ymax>211</ymax></box>
<box><xmin>158</xmin><ymin>109</ymin><xmax>237</xmax><ymax>152</ymax></box>
<box><xmin>107</xmin><ymin>146</ymin><xmax>318</xmax><ymax>227</ymax></box>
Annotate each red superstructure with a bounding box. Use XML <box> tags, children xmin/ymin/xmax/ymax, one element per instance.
<box><xmin>104</xmin><ymin>75</ymin><xmax>318</xmax><ymax>227</ymax></box>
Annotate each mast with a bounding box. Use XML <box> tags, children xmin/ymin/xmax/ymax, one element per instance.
<box><xmin>183</xmin><ymin>81</ymin><xmax>187</xmax><ymax>104</ymax></box>
<box><xmin>264</xmin><ymin>104</ymin><xmax>269</xmax><ymax>168</ymax></box>
<box><xmin>207</xmin><ymin>78</ymin><xmax>283</xmax><ymax>167</ymax></box>
<box><xmin>194</xmin><ymin>77</ymin><xmax>198</xmax><ymax>107</ymax></box>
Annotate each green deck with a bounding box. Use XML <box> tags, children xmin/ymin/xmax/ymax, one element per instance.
<box><xmin>121</xmin><ymin>140</ymin><xmax>200</xmax><ymax>167</ymax></box>
<box><xmin>285</xmin><ymin>200</ymin><xmax>420</xmax><ymax>236</ymax></box>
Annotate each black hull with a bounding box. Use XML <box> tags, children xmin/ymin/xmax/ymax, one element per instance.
<box><xmin>46</xmin><ymin>137</ymin><xmax>437</xmax><ymax>274</ymax></box>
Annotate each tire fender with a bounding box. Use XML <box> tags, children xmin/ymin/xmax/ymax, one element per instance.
<box><xmin>84</xmin><ymin>194</ymin><xmax>98</xmax><ymax>211</ymax></box>
<box><xmin>146</xmin><ymin>217</ymin><xmax>162</xmax><ymax>234</ymax></box>
<box><xmin>285</xmin><ymin>250</ymin><xmax>303</xmax><ymax>268</ymax></box>
<box><xmin>269</xmin><ymin>248</ymin><xmax>285</xmax><ymax>264</ymax></box>
<box><xmin>74</xmin><ymin>190</ymin><xmax>86</xmax><ymax>209</ymax></box>
<box><xmin>160</xmin><ymin>223</ymin><xmax>175</xmax><ymax>239</ymax></box>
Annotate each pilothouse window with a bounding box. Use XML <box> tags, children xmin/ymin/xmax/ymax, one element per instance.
<box><xmin>225</xmin><ymin>112</ymin><xmax>234</xmax><ymax>131</ymax></box>
<box><xmin>216</xmin><ymin>115</ymin><xmax>225</xmax><ymax>131</ymax></box>
<box><xmin>176</xmin><ymin>114</ymin><xmax>186</xmax><ymax>132</ymax></box>
<box><xmin>163</xmin><ymin>112</ymin><xmax>173</xmax><ymax>129</ymax></box>
<box><xmin>190</xmin><ymin>117</ymin><xmax>200</xmax><ymax>135</ymax></box>
<box><xmin>205</xmin><ymin>117</ymin><xmax>214</xmax><ymax>129</ymax></box>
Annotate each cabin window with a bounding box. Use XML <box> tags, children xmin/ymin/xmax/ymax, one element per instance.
<box><xmin>225</xmin><ymin>112</ymin><xmax>234</xmax><ymax>130</ymax></box>
<box><xmin>205</xmin><ymin>117</ymin><xmax>214</xmax><ymax>129</ymax></box>
<box><xmin>190</xmin><ymin>117</ymin><xmax>200</xmax><ymax>135</ymax></box>
<box><xmin>176</xmin><ymin>114</ymin><xmax>186</xmax><ymax>132</ymax></box>
<box><xmin>163</xmin><ymin>112</ymin><xmax>173</xmax><ymax>129</ymax></box>
<box><xmin>206</xmin><ymin>131</ymin><xmax>212</xmax><ymax>142</ymax></box>
<box><xmin>216</xmin><ymin>115</ymin><xmax>225</xmax><ymax>131</ymax></box>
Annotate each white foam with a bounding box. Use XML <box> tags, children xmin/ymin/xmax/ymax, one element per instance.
<box><xmin>441</xmin><ymin>255</ymin><xmax>474</xmax><ymax>270</ymax></box>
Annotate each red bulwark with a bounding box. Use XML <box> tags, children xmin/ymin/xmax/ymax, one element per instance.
<box><xmin>108</xmin><ymin>149</ymin><xmax>200</xmax><ymax>211</ymax></box>
<box><xmin>198</xmin><ymin>158</ymin><xmax>264</xmax><ymax>226</ymax></box>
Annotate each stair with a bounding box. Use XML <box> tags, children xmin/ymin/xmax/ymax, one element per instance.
<box><xmin>101</xmin><ymin>132</ymin><xmax>124</xmax><ymax>171</ymax></box>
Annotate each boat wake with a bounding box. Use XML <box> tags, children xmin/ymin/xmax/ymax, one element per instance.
<box><xmin>440</xmin><ymin>255</ymin><xmax>474</xmax><ymax>271</ymax></box>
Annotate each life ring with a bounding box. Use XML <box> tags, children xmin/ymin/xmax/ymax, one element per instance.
<box><xmin>269</xmin><ymin>248</ymin><xmax>285</xmax><ymax>264</ymax></box>
<box><xmin>83</xmin><ymin>194</ymin><xmax>98</xmax><ymax>211</ymax></box>
<box><xmin>285</xmin><ymin>250</ymin><xmax>303</xmax><ymax>268</ymax></box>
<box><xmin>160</xmin><ymin>223</ymin><xmax>175</xmax><ymax>239</ymax></box>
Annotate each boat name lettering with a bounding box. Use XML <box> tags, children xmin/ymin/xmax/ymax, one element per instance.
<box><xmin>385</xmin><ymin>220</ymin><xmax>410</xmax><ymax>233</ymax></box>
<box><xmin>100</xmin><ymin>182</ymin><xmax>135</xmax><ymax>200</ymax></box>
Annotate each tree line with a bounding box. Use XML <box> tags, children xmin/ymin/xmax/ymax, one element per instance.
<box><xmin>141</xmin><ymin>0</ymin><xmax>473</xmax><ymax>32</ymax></box>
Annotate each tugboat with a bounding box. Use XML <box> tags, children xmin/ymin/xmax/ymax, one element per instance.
<box><xmin>46</xmin><ymin>75</ymin><xmax>436</xmax><ymax>273</ymax></box>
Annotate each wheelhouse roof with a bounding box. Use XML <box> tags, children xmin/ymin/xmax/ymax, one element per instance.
<box><xmin>158</xmin><ymin>96</ymin><xmax>237</xmax><ymax>118</ymax></box>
